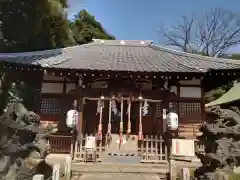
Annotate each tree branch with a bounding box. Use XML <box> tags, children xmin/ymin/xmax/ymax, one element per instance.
<box><xmin>158</xmin><ymin>8</ymin><xmax>240</xmax><ymax>57</ymax></box>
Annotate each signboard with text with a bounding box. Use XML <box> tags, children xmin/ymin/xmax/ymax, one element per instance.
<box><xmin>85</xmin><ymin>136</ymin><xmax>96</xmax><ymax>149</ymax></box>
<box><xmin>172</xmin><ymin>139</ymin><xmax>195</xmax><ymax>157</ymax></box>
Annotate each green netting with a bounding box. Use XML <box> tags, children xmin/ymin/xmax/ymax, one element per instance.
<box><xmin>205</xmin><ymin>83</ymin><xmax>240</xmax><ymax>107</ymax></box>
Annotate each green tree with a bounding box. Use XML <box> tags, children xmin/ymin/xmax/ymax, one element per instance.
<box><xmin>0</xmin><ymin>0</ymin><xmax>76</xmax><ymax>112</ymax></box>
<box><xmin>0</xmin><ymin>0</ymin><xmax>75</xmax><ymax>52</ymax></box>
<box><xmin>0</xmin><ymin>3</ymin><xmax>115</xmax><ymax>112</ymax></box>
<box><xmin>70</xmin><ymin>10</ymin><xmax>115</xmax><ymax>45</ymax></box>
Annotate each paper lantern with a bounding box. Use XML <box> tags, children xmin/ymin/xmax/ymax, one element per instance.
<box><xmin>66</xmin><ymin>109</ymin><xmax>78</xmax><ymax>128</ymax></box>
<box><xmin>167</xmin><ymin>112</ymin><xmax>179</xmax><ymax>130</ymax></box>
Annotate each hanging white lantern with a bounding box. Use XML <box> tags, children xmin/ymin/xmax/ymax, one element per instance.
<box><xmin>66</xmin><ymin>109</ymin><xmax>78</xmax><ymax>128</ymax></box>
<box><xmin>167</xmin><ymin>112</ymin><xmax>179</xmax><ymax>130</ymax></box>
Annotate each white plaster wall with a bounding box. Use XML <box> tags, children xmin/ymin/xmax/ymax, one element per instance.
<box><xmin>180</xmin><ymin>87</ymin><xmax>201</xmax><ymax>98</ymax></box>
<box><xmin>41</xmin><ymin>83</ymin><xmax>63</xmax><ymax>93</ymax></box>
<box><xmin>179</xmin><ymin>79</ymin><xmax>201</xmax><ymax>85</ymax></box>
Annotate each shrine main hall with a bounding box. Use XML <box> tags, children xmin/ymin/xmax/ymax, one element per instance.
<box><xmin>0</xmin><ymin>39</ymin><xmax>240</xmax><ymax>162</ymax></box>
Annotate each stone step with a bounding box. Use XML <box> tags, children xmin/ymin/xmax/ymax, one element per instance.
<box><xmin>71</xmin><ymin>163</ymin><xmax>169</xmax><ymax>174</ymax></box>
<box><xmin>107</xmin><ymin>134</ymin><xmax>138</xmax><ymax>154</ymax></box>
<box><xmin>71</xmin><ymin>173</ymin><xmax>167</xmax><ymax>180</ymax></box>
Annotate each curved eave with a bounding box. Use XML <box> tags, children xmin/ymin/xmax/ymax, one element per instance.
<box><xmin>205</xmin><ymin>83</ymin><xmax>240</xmax><ymax>107</ymax></box>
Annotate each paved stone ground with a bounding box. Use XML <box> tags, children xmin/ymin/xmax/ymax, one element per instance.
<box><xmin>73</xmin><ymin>173</ymin><xmax>163</xmax><ymax>180</ymax></box>
<box><xmin>46</xmin><ymin>153</ymin><xmax>201</xmax><ymax>180</ymax></box>
<box><xmin>46</xmin><ymin>153</ymin><xmax>201</xmax><ymax>168</ymax></box>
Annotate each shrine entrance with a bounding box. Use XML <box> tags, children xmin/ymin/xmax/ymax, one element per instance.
<box><xmin>77</xmin><ymin>95</ymin><xmax>168</xmax><ymax>162</ymax></box>
<box><xmin>83</xmin><ymin>96</ymin><xmax>162</xmax><ymax>137</ymax></box>
<box><xmin>83</xmin><ymin>97</ymin><xmax>166</xmax><ymax>135</ymax></box>
<box><xmin>104</xmin><ymin>101</ymin><xmax>138</xmax><ymax>134</ymax></box>
<box><xmin>71</xmin><ymin>86</ymin><xmax>175</xmax><ymax>163</ymax></box>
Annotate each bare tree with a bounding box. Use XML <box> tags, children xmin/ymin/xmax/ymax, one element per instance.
<box><xmin>158</xmin><ymin>8</ymin><xmax>240</xmax><ymax>57</ymax></box>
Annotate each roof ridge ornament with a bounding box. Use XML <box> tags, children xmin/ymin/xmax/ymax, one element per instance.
<box><xmin>120</xmin><ymin>40</ymin><xmax>125</xmax><ymax>45</ymax></box>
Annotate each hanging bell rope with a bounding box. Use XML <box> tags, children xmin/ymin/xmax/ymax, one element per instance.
<box><xmin>127</xmin><ymin>99</ymin><xmax>131</xmax><ymax>134</ymax></box>
<box><xmin>98</xmin><ymin>100</ymin><xmax>103</xmax><ymax>140</ymax></box>
<box><xmin>120</xmin><ymin>97</ymin><xmax>124</xmax><ymax>133</ymax></box>
<box><xmin>119</xmin><ymin>97</ymin><xmax>124</xmax><ymax>148</ymax></box>
<box><xmin>108</xmin><ymin>100</ymin><xmax>112</xmax><ymax>134</ymax></box>
<box><xmin>138</xmin><ymin>101</ymin><xmax>143</xmax><ymax>140</ymax></box>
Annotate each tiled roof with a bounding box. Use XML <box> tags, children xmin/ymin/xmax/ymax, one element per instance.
<box><xmin>0</xmin><ymin>39</ymin><xmax>240</xmax><ymax>73</ymax></box>
<box><xmin>205</xmin><ymin>82</ymin><xmax>240</xmax><ymax>107</ymax></box>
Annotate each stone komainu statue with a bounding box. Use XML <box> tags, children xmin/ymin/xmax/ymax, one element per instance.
<box><xmin>194</xmin><ymin>106</ymin><xmax>240</xmax><ymax>180</ymax></box>
<box><xmin>0</xmin><ymin>99</ymin><xmax>54</xmax><ymax>180</ymax></box>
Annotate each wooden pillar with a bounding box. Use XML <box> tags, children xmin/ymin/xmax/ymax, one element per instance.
<box><xmin>138</xmin><ymin>101</ymin><xmax>143</xmax><ymax>140</ymax></box>
<box><xmin>152</xmin><ymin>103</ymin><xmax>157</xmax><ymax>134</ymax></box>
<box><xmin>162</xmin><ymin>101</ymin><xmax>168</xmax><ymax>134</ymax></box>
<box><xmin>34</xmin><ymin>70</ymin><xmax>44</xmax><ymax>113</ymax></box>
<box><xmin>201</xmin><ymin>79</ymin><xmax>205</xmax><ymax>122</ymax></box>
<box><xmin>58</xmin><ymin>98</ymin><xmax>69</xmax><ymax>133</ymax></box>
<box><xmin>108</xmin><ymin>99</ymin><xmax>112</xmax><ymax>134</ymax></box>
<box><xmin>77</xmin><ymin>97</ymin><xmax>84</xmax><ymax>135</ymax></box>
<box><xmin>177</xmin><ymin>82</ymin><xmax>180</xmax><ymax>116</ymax></box>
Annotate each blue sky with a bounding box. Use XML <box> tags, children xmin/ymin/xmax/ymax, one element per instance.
<box><xmin>67</xmin><ymin>0</ymin><xmax>240</xmax><ymax>52</ymax></box>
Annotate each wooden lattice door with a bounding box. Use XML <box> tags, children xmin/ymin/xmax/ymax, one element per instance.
<box><xmin>155</xmin><ymin>102</ymin><xmax>162</xmax><ymax>134</ymax></box>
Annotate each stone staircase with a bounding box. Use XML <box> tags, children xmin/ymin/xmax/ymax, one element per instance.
<box><xmin>107</xmin><ymin>133</ymin><xmax>138</xmax><ymax>156</ymax></box>
<box><xmin>101</xmin><ymin>133</ymin><xmax>140</xmax><ymax>163</ymax></box>
<box><xmin>71</xmin><ymin>163</ymin><xmax>169</xmax><ymax>180</ymax></box>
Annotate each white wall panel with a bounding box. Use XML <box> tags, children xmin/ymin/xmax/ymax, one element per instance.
<box><xmin>180</xmin><ymin>87</ymin><xmax>201</xmax><ymax>98</ymax></box>
<box><xmin>41</xmin><ymin>83</ymin><xmax>63</xmax><ymax>93</ymax></box>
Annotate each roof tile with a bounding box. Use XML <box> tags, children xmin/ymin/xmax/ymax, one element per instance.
<box><xmin>0</xmin><ymin>40</ymin><xmax>240</xmax><ymax>73</ymax></box>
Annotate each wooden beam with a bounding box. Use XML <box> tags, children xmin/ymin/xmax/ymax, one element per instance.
<box><xmin>68</xmin><ymin>87</ymin><xmax>178</xmax><ymax>100</ymax></box>
<box><xmin>179</xmin><ymin>84</ymin><xmax>201</xmax><ymax>87</ymax></box>
<box><xmin>201</xmin><ymin>80</ymin><xmax>205</xmax><ymax>122</ymax></box>
<box><xmin>83</xmin><ymin>97</ymin><xmax>163</xmax><ymax>102</ymax></box>
<box><xmin>63</xmin><ymin>77</ymin><xmax>67</xmax><ymax>94</ymax></box>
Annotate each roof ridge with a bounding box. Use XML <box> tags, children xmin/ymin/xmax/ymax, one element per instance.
<box><xmin>92</xmin><ymin>39</ymin><xmax>153</xmax><ymax>42</ymax></box>
<box><xmin>88</xmin><ymin>44</ymin><xmax>151</xmax><ymax>47</ymax></box>
<box><xmin>149</xmin><ymin>44</ymin><xmax>240</xmax><ymax>65</ymax></box>
<box><xmin>0</xmin><ymin>44</ymin><xmax>90</xmax><ymax>57</ymax></box>
<box><xmin>91</xmin><ymin>39</ymin><xmax>153</xmax><ymax>46</ymax></box>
